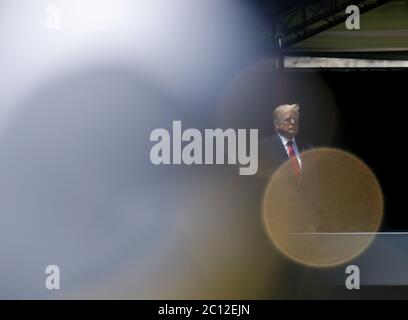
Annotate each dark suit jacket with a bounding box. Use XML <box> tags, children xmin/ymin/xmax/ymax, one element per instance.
<box><xmin>259</xmin><ymin>134</ymin><xmax>320</xmax><ymax>232</ymax></box>
<box><xmin>259</xmin><ymin>134</ymin><xmax>313</xmax><ymax>178</ymax></box>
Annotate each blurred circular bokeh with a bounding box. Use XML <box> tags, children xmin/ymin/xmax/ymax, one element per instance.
<box><xmin>263</xmin><ymin>148</ymin><xmax>384</xmax><ymax>267</ymax></box>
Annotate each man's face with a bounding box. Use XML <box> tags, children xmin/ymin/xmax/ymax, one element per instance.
<box><xmin>275</xmin><ymin>109</ymin><xmax>299</xmax><ymax>140</ymax></box>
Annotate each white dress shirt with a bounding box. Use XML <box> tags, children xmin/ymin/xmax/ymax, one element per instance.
<box><xmin>278</xmin><ymin>133</ymin><xmax>302</xmax><ymax>169</ymax></box>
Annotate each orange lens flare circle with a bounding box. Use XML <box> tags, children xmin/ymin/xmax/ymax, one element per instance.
<box><xmin>262</xmin><ymin>148</ymin><xmax>384</xmax><ymax>267</ymax></box>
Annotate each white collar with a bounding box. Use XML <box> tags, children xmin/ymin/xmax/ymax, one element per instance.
<box><xmin>278</xmin><ymin>133</ymin><xmax>296</xmax><ymax>146</ymax></box>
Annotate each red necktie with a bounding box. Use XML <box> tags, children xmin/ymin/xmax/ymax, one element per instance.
<box><xmin>287</xmin><ymin>141</ymin><xmax>301</xmax><ymax>179</ymax></box>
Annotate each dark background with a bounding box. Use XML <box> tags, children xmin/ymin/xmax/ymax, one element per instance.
<box><xmin>298</xmin><ymin>69</ymin><xmax>405</xmax><ymax>231</ymax></box>
<box><xmin>213</xmin><ymin>66</ymin><xmax>404</xmax><ymax>231</ymax></box>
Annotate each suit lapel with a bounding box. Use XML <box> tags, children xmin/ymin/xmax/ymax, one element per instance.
<box><xmin>272</xmin><ymin>134</ymin><xmax>290</xmax><ymax>161</ymax></box>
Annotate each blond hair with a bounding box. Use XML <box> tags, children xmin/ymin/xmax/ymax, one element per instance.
<box><xmin>273</xmin><ymin>103</ymin><xmax>300</xmax><ymax>128</ymax></box>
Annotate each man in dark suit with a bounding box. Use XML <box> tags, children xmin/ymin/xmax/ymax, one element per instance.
<box><xmin>259</xmin><ymin>103</ymin><xmax>313</xmax><ymax>178</ymax></box>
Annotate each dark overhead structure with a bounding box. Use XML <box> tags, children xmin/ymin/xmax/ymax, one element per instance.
<box><xmin>250</xmin><ymin>0</ymin><xmax>408</xmax><ymax>65</ymax></box>
<box><xmin>267</xmin><ymin>0</ymin><xmax>391</xmax><ymax>48</ymax></box>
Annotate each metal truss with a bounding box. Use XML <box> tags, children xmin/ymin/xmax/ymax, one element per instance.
<box><xmin>268</xmin><ymin>0</ymin><xmax>391</xmax><ymax>48</ymax></box>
